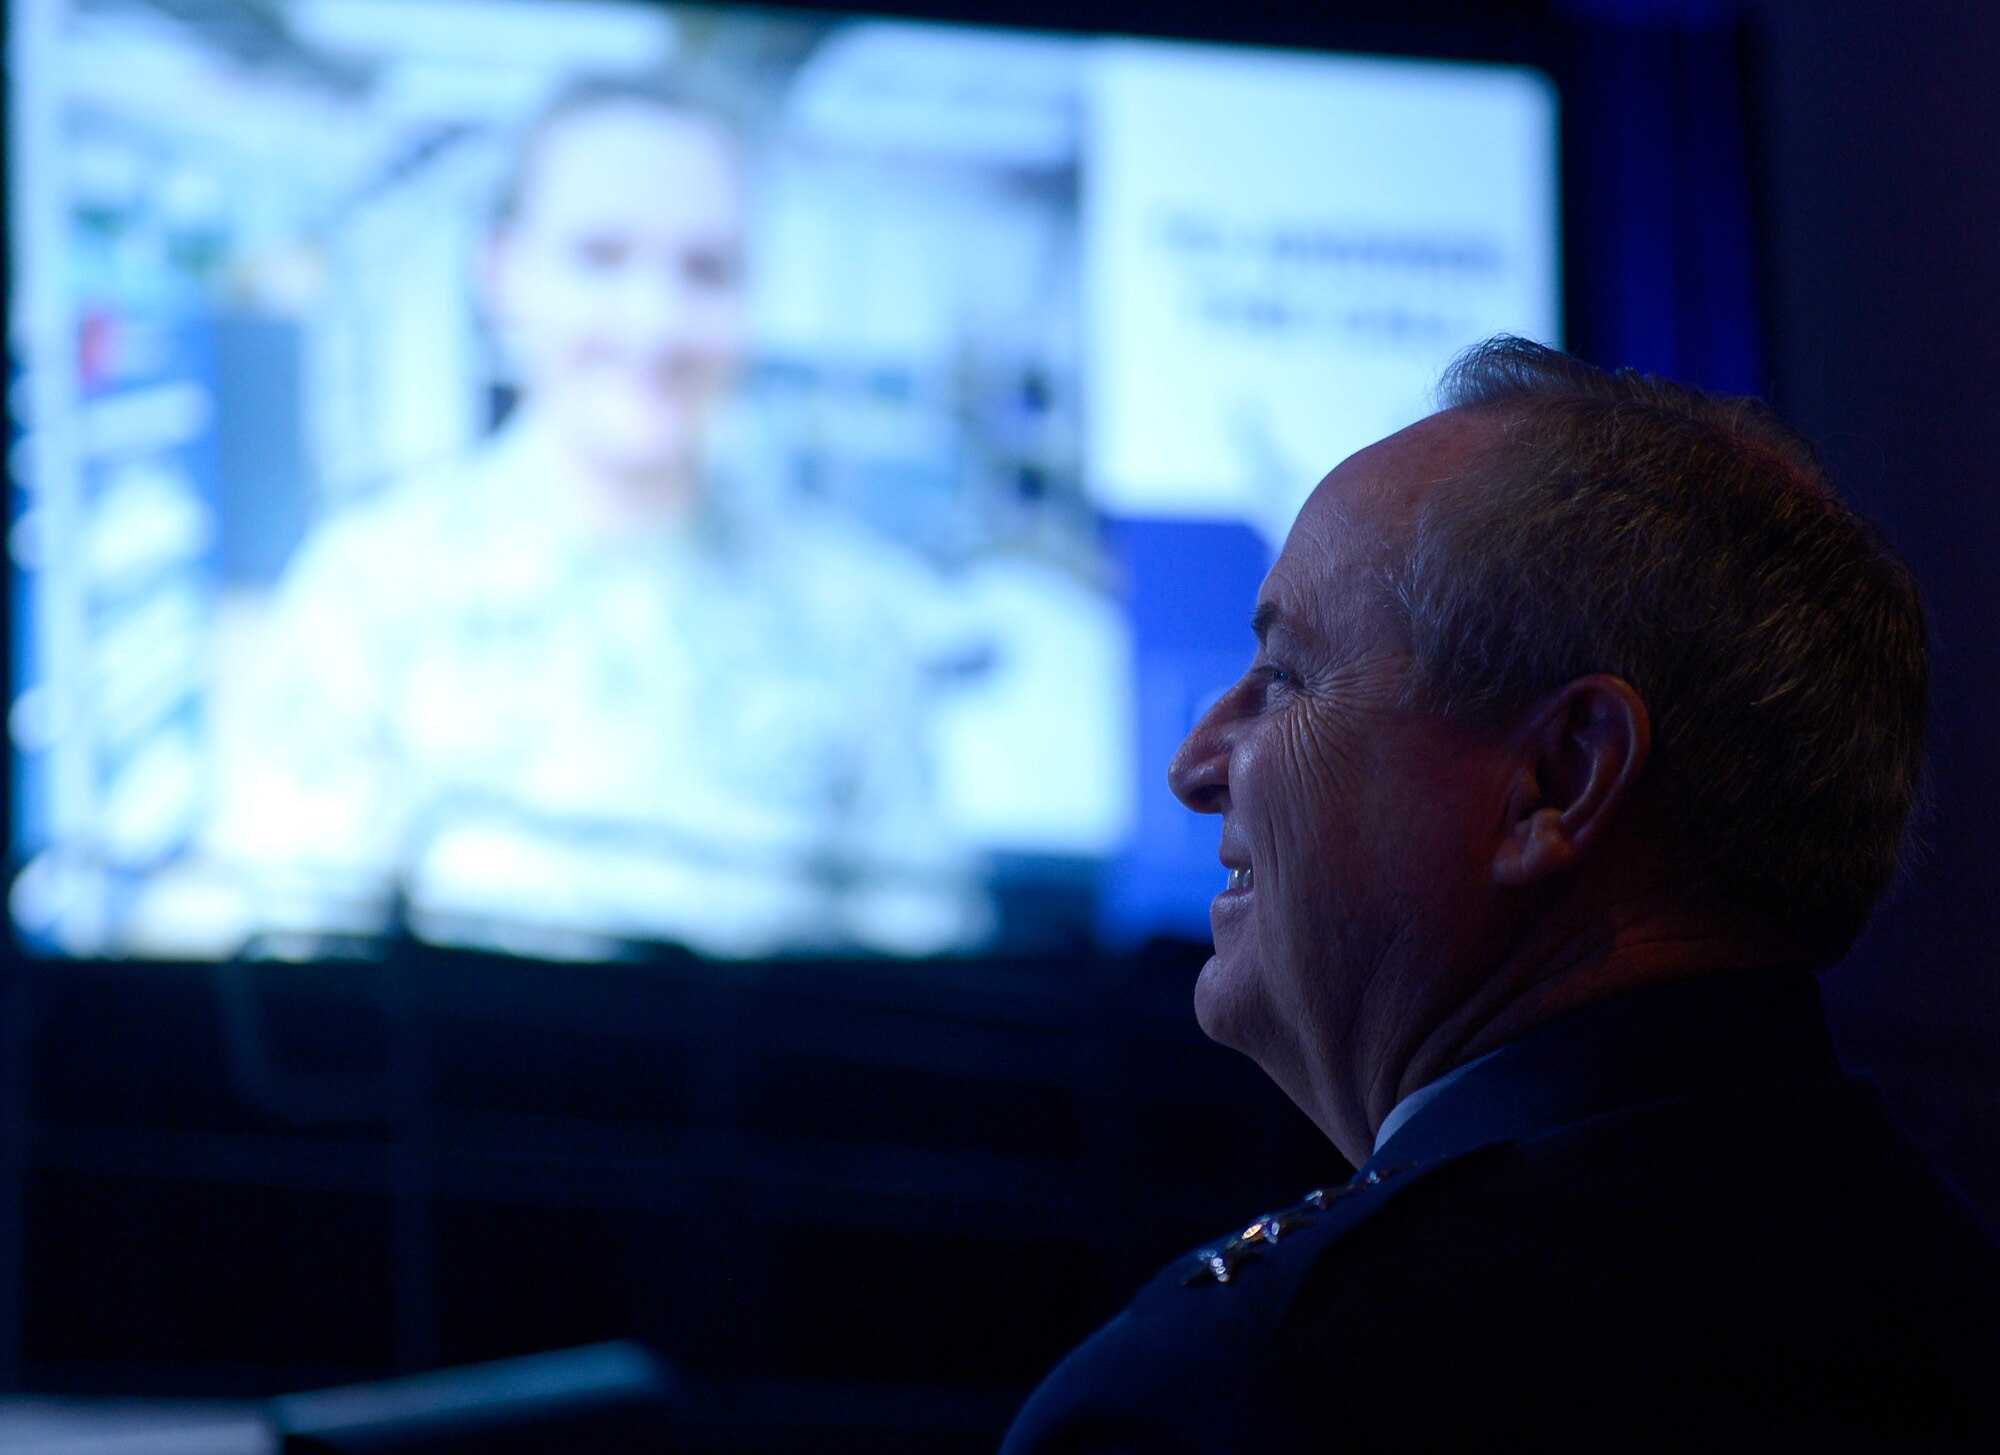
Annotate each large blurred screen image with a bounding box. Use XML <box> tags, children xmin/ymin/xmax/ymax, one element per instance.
<box><xmin>7</xmin><ymin>0</ymin><xmax>1559</xmax><ymax>961</ymax></box>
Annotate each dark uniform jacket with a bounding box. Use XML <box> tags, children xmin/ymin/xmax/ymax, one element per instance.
<box><xmin>1001</xmin><ymin>971</ymin><xmax>2000</xmax><ymax>1452</ymax></box>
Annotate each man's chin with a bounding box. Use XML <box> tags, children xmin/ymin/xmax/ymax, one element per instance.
<box><xmin>1192</xmin><ymin>948</ymin><xmax>1262</xmax><ymax>1053</ymax></box>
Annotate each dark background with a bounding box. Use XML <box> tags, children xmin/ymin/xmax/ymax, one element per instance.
<box><xmin>1752</xmin><ymin>0</ymin><xmax>2000</xmax><ymax>1230</ymax></box>
<box><xmin>3</xmin><ymin>0</ymin><xmax>1996</xmax><ymax>1449</ymax></box>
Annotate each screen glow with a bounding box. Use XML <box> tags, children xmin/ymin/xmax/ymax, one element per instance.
<box><xmin>6</xmin><ymin>0</ymin><xmax>1559</xmax><ymax>960</ymax></box>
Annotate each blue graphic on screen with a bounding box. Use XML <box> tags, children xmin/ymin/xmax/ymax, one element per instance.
<box><xmin>6</xmin><ymin>0</ymin><xmax>1559</xmax><ymax>960</ymax></box>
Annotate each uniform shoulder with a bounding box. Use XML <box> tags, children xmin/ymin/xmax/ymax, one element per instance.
<box><xmin>1147</xmin><ymin>1162</ymin><xmax>1423</xmax><ymax>1303</ymax></box>
<box><xmin>272</xmin><ymin>463</ymin><xmax>497</xmax><ymax>621</ymax></box>
<box><xmin>1273</xmin><ymin>1079</ymin><xmax>2000</xmax><ymax>1447</ymax></box>
<box><xmin>1001</xmin><ymin>1164</ymin><xmax>1432</xmax><ymax>1454</ymax></box>
<box><xmin>772</xmin><ymin>502</ymin><xmax>938</xmax><ymax>589</ymax></box>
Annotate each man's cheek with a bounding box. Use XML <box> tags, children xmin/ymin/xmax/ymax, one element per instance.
<box><xmin>1264</xmin><ymin>783</ymin><xmax>1343</xmax><ymax>911</ymax></box>
<box><xmin>1251</xmin><ymin>819</ymin><xmax>1332</xmax><ymax>1007</ymax></box>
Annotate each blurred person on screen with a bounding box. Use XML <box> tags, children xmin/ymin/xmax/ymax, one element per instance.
<box><xmin>219</xmin><ymin>78</ymin><xmax>986</xmax><ymax>958</ymax></box>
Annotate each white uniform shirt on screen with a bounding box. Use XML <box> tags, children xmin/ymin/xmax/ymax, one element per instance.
<box><xmin>214</xmin><ymin>417</ymin><xmax>987</xmax><ymax>959</ymax></box>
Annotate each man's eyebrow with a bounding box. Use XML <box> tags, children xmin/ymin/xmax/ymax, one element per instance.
<box><xmin>1251</xmin><ymin>601</ymin><xmax>1283</xmax><ymax>643</ymax></box>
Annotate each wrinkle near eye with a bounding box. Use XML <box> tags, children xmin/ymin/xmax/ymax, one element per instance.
<box><xmin>1289</xmin><ymin>699</ymin><xmax>1369</xmax><ymax>786</ymax></box>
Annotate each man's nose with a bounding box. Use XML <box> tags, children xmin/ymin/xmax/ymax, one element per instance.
<box><xmin>1168</xmin><ymin>681</ymin><xmax>1240</xmax><ymax>814</ymax></box>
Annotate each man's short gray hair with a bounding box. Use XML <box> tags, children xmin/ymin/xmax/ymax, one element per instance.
<box><xmin>1393</xmin><ymin>336</ymin><xmax>1928</xmax><ymax>961</ymax></box>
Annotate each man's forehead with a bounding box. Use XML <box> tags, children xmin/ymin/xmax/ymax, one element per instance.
<box><xmin>1260</xmin><ymin>409</ymin><xmax>1499</xmax><ymax>625</ymax></box>
<box><xmin>1301</xmin><ymin>409</ymin><xmax>1498</xmax><ymax>541</ymax></box>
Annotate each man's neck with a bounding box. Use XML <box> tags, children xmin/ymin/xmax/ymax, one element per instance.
<box><xmin>1375</xmin><ymin>891</ymin><xmax>1805</xmax><ymax>1143</ymax></box>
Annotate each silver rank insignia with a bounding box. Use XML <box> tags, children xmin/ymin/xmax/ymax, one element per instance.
<box><xmin>1183</xmin><ymin>1162</ymin><xmax>1417</xmax><ymax>1287</ymax></box>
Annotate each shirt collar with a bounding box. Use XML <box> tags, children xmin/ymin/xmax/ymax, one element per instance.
<box><xmin>1371</xmin><ymin>1047</ymin><xmax>1505</xmax><ymax>1156</ymax></box>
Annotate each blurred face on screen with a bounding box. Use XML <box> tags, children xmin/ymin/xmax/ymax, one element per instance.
<box><xmin>487</xmin><ymin>101</ymin><xmax>747</xmax><ymax>504</ymax></box>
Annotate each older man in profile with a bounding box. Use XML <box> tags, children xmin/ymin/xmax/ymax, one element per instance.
<box><xmin>1003</xmin><ymin>338</ymin><xmax>2000</xmax><ymax>1452</ymax></box>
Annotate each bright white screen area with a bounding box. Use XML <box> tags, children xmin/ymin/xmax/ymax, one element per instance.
<box><xmin>6</xmin><ymin>0</ymin><xmax>1559</xmax><ymax>961</ymax></box>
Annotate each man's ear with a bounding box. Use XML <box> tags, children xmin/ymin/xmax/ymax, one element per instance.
<box><xmin>1492</xmin><ymin>674</ymin><xmax>1651</xmax><ymax>888</ymax></box>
